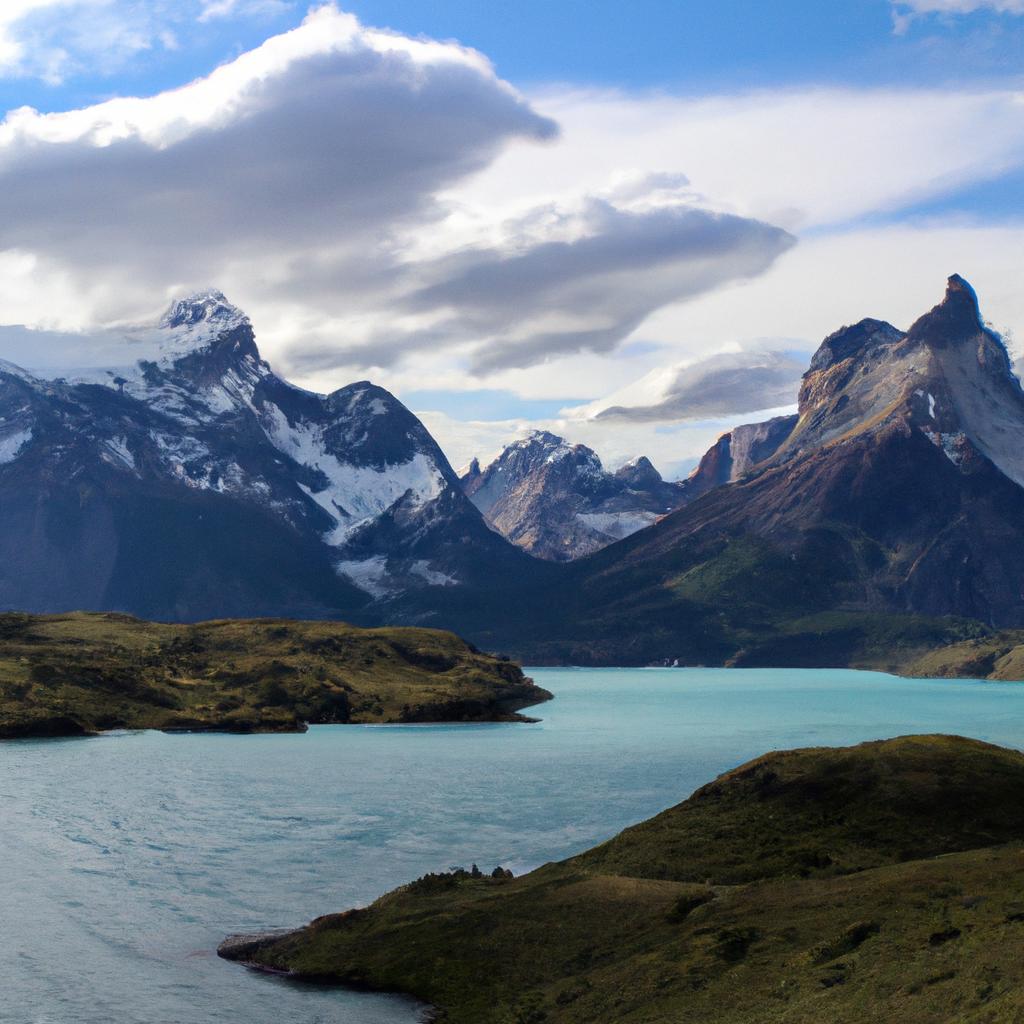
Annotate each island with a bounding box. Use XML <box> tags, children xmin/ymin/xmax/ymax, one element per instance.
<box><xmin>0</xmin><ymin>612</ymin><xmax>550</xmax><ymax>738</ymax></box>
<box><xmin>221</xmin><ymin>734</ymin><xmax>1024</xmax><ymax>1023</ymax></box>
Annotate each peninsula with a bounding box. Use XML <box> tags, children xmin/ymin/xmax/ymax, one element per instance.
<box><xmin>221</xmin><ymin>735</ymin><xmax>1024</xmax><ymax>1023</ymax></box>
<box><xmin>0</xmin><ymin>612</ymin><xmax>549</xmax><ymax>738</ymax></box>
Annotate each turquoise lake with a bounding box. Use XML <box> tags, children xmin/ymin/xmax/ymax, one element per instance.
<box><xmin>6</xmin><ymin>667</ymin><xmax>1024</xmax><ymax>1023</ymax></box>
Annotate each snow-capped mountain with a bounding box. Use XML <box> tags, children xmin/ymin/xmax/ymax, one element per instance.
<box><xmin>0</xmin><ymin>291</ymin><xmax>530</xmax><ymax>621</ymax></box>
<box><xmin>461</xmin><ymin>430</ymin><xmax>686</xmax><ymax>561</ymax></box>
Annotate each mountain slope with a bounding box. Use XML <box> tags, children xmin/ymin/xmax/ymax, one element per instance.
<box><xmin>472</xmin><ymin>276</ymin><xmax>1024</xmax><ymax>663</ymax></box>
<box><xmin>0</xmin><ymin>292</ymin><xmax>534</xmax><ymax>622</ymax></box>
<box><xmin>462</xmin><ymin>431</ymin><xmax>685</xmax><ymax>561</ymax></box>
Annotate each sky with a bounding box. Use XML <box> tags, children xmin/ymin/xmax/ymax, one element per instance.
<box><xmin>0</xmin><ymin>1</ymin><xmax>1021</xmax><ymax>477</ymax></box>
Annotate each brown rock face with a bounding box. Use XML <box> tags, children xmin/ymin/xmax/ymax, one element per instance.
<box><xmin>481</xmin><ymin>277</ymin><xmax>1024</xmax><ymax>660</ymax></box>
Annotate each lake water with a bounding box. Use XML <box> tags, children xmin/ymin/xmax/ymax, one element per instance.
<box><xmin>6</xmin><ymin>667</ymin><xmax>1024</xmax><ymax>1024</ymax></box>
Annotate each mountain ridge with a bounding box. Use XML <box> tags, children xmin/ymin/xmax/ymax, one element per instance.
<box><xmin>463</xmin><ymin>275</ymin><xmax>1024</xmax><ymax>663</ymax></box>
<box><xmin>461</xmin><ymin>430</ymin><xmax>686</xmax><ymax>561</ymax></box>
<box><xmin>0</xmin><ymin>291</ymin><xmax>537</xmax><ymax>622</ymax></box>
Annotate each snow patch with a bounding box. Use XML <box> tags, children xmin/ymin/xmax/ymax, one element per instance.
<box><xmin>928</xmin><ymin>393</ymin><xmax>936</xmax><ymax>419</ymax></box>
<box><xmin>261</xmin><ymin>404</ymin><xmax>445</xmax><ymax>546</ymax></box>
<box><xmin>0</xmin><ymin>428</ymin><xmax>32</xmax><ymax>464</ymax></box>
<box><xmin>336</xmin><ymin>555</ymin><xmax>392</xmax><ymax>598</ymax></box>
<box><xmin>577</xmin><ymin>509</ymin><xmax>659</xmax><ymax>540</ymax></box>
<box><xmin>101</xmin><ymin>435</ymin><xmax>135</xmax><ymax>470</ymax></box>
<box><xmin>410</xmin><ymin>561</ymin><xmax>457</xmax><ymax>587</ymax></box>
<box><xmin>22</xmin><ymin>290</ymin><xmax>252</xmax><ymax>387</ymax></box>
<box><xmin>0</xmin><ymin>360</ymin><xmax>40</xmax><ymax>383</ymax></box>
<box><xmin>922</xmin><ymin>427</ymin><xmax>967</xmax><ymax>466</ymax></box>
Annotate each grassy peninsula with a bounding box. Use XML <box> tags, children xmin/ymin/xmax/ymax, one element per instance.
<box><xmin>0</xmin><ymin>612</ymin><xmax>549</xmax><ymax>738</ymax></box>
<box><xmin>222</xmin><ymin>735</ymin><xmax>1024</xmax><ymax>1023</ymax></box>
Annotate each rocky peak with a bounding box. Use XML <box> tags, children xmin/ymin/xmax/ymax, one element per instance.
<box><xmin>316</xmin><ymin>380</ymin><xmax>455</xmax><ymax>477</ymax></box>
<box><xmin>161</xmin><ymin>289</ymin><xmax>246</xmax><ymax>331</ymax></box>
<box><xmin>807</xmin><ymin>318</ymin><xmax>903</xmax><ymax>375</ymax></box>
<box><xmin>461</xmin><ymin>432</ymin><xmax>686</xmax><ymax>561</ymax></box>
<box><xmin>145</xmin><ymin>288</ymin><xmax>260</xmax><ymax>375</ymax></box>
<box><xmin>906</xmin><ymin>274</ymin><xmax>985</xmax><ymax>345</ymax></box>
<box><xmin>614</xmin><ymin>455</ymin><xmax>663</xmax><ymax>490</ymax></box>
<box><xmin>684</xmin><ymin>276</ymin><xmax>1024</xmax><ymax>500</ymax></box>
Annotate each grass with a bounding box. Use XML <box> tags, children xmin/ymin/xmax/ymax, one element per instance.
<box><xmin>904</xmin><ymin>632</ymin><xmax>1024</xmax><ymax>680</ymax></box>
<box><xmin>727</xmin><ymin>610</ymin><xmax>994</xmax><ymax>675</ymax></box>
<box><xmin>0</xmin><ymin>612</ymin><xmax>550</xmax><ymax>738</ymax></box>
<box><xmin>221</xmin><ymin>735</ymin><xmax>1024</xmax><ymax>1023</ymax></box>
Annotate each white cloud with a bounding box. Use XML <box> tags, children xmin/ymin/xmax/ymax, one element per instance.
<box><xmin>0</xmin><ymin>0</ymin><xmax>82</xmax><ymax>78</ymax></box>
<box><xmin>581</xmin><ymin>349</ymin><xmax>808</xmax><ymax>423</ymax></box>
<box><xmin>459</xmin><ymin>86</ymin><xmax>1024</xmax><ymax>233</ymax></box>
<box><xmin>0</xmin><ymin>0</ymin><xmax>295</xmax><ymax>82</ymax></box>
<box><xmin>288</xmin><ymin>192</ymin><xmax>793</xmax><ymax>376</ymax></box>
<box><xmin>895</xmin><ymin>0</ymin><xmax>1024</xmax><ymax>13</ymax></box>
<box><xmin>0</xmin><ymin>6</ymin><xmax>556</xmax><ymax>322</ymax></box>
<box><xmin>892</xmin><ymin>0</ymin><xmax>1024</xmax><ymax>32</ymax></box>
<box><xmin>0</xmin><ymin>6</ymin><xmax>793</xmax><ymax>385</ymax></box>
<box><xmin>200</xmin><ymin>0</ymin><xmax>292</xmax><ymax>21</ymax></box>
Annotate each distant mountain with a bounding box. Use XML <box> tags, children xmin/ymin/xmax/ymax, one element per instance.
<box><xmin>6</xmin><ymin>276</ymin><xmax>1024</xmax><ymax>670</ymax></box>
<box><xmin>461</xmin><ymin>431</ymin><xmax>686</xmax><ymax>561</ymax></box>
<box><xmin>471</xmin><ymin>276</ymin><xmax>1024</xmax><ymax>664</ymax></box>
<box><xmin>0</xmin><ymin>291</ymin><xmax>531</xmax><ymax>621</ymax></box>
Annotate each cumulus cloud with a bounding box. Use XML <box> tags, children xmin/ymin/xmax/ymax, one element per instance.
<box><xmin>0</xmin><ymin>6</ymin><xmax>555</xmax><ymax>318</ymax></box>
<box><xmin>587</xmin><ymin>349</ymin><xmax>807</xmax><ymax>423</ymax></box>
<box><xmin>0</xmin><ymin>9</ymin><xmax>554</xmax><ymax>251</ymax></box>
<box><xmin>0</xmin><ymin>6</ymin><xmax>797</xmax><ymax>383</ymax></box>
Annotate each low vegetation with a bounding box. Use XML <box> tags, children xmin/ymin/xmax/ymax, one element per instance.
<box><xmin>0</xmin><ymin>612</ymin><xmax>549</xmax><ymax>738</ymax></box>
<box><xmin>221</xmin><ymin>735</ymin><xmax>1024</xmax><ymax>1023</ymax></box>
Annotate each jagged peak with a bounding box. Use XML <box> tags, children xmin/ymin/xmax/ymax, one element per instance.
<box><xmin>515</xmin><ymin>429</ymin><xmax>566</xmax><ymax>449</ymax></box>
<box><xmin>160</xmin><ymin>289</ymin><xmax>247</xmax><ymax>331</ymax></box>
<box><xmin>614</xmin><ymin>455</ymin><xmax>663</xmax><ymax>487</ymax></box>
<box><xmin>906</xmin><ymin>273</ymin><xmax>989</xmax><ymax>345</ymax></box>
<box><xmin>808</xmin><ymin>318</ymin><xmax>903</xmax><ymax>374</ymax></box>
<box><xmin>0</xmin><ymin>358</ymin><xmax>39</xmax><ymax>384</ymax></box>
<box><xmin>327</xmin><ymin>380</ymin><xmax>405</xmax><ymax>415</ymax></box>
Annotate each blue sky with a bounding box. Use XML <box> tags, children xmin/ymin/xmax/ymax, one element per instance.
<box><xmin>6</xmin><ymin>0</ymin><xmax>1024</xmax><ymax>113</ymax></box>
<box><xmin>0</xmin><ymin>0</ymin><xmax>1021</xmax><ymax>473</ymax></box>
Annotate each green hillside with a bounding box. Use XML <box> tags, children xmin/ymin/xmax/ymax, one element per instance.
<box><xmin>0</xmin><ymin>612</ymin><xmax>549</xmax><ymax>738</ymax></box>
<box><xmin>221</xmin><ymin>735</ymin><xmax>1024</xmax><ymax>1023</ymax></box>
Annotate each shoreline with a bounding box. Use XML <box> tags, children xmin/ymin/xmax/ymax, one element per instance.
<box><xmin>0</xmin><ymin>690</ymin><xmax>553</xmax><ymax>741</ymax></box>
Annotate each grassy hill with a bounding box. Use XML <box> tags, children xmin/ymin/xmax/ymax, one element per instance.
<box><xmin>0</xmin><ymin>612</ymin><xmax>550</xmax><ymax>738</ymax></box>
<box><xmin>221</xmin><ymin>735</ymin><xmax>1024</xmax><ymax>1023</ymax></box>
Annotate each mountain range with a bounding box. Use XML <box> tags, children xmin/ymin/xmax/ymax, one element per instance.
<box><xmin>461</xmin><ymin>431</ymin><xmax>685</xmax><ymax>560</ymax></box>
<box><xmin>0</xmin><ymin>291</ymin><xmax>532</xmax><ymax>622</ymax></box>
<box><xmin>2</xmin><ymin>275</ymin><xmax>1023</xmax><ymax>668</ymax></box>
<box><xmin>472</xmin><ymin>275</ymin><xmax>1024</xmax><ymax>664</ymax></box>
